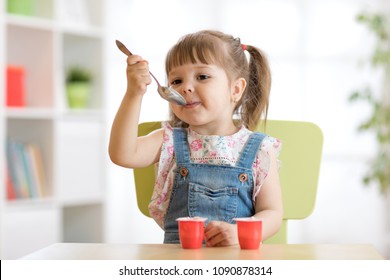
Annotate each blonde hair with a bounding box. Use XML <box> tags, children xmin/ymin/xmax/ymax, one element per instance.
<box><xmin>165</xmin><ymin>30</ymin><xmax>271</xmax><ymax>130</ymax></box>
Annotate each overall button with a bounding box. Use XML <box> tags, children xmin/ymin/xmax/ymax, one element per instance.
<box><xmin>180</xmin><ymin>167</ymin><xmax>189</xmax><ymax>177</ymax></box>
<box><xmin>238</xmin><ymin>173</ymin><xmax>248</xmax><ymax>182</ymax></box>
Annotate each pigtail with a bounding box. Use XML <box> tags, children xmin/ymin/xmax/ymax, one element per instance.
<box><xmin>241</xmin><ymin>45</ymin><xmax>271</xmax><ymax>130</ymax></box>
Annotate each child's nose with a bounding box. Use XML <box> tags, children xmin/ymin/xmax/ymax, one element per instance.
<box><xmin>181</xmin><ymin>82</ymin><xmax>194</xmax><ymax>94</ymax></box>
<box><xmin>183</xmin><ymin>88</ymin><xmax>193</xmax><ymax>94</ymax></box>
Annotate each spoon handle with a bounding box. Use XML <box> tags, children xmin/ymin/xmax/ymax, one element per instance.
<box><xmin>148</xmin><ymin>72</ymin><xmax>161</xmax><ymax>86</ymax></box>
<box><xmin>115</xmin><ymin>40</ymin><xmax>161</xmax><ymax>86</ymax></box>
<box><xmin>115</xmin><ymin>40</ymin><xmax>132</xmax><ymax>56</ymax></box>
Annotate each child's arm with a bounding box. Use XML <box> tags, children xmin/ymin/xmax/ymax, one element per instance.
<box><xmin>204</xmin><ymin>150</ymin><xmax>283</xmax><ymax>247</ymax></box>
<box><xmin>109</xmin><ymin>54</ymin><xmax>164</xmax><ymax>168</ymax></box>
<box><xmin>252</xmin><ymin>149</ymin><xmax>284</xmax><ymax>240</ymax></box>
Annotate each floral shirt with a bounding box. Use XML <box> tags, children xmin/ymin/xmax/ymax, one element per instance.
<box><xmin>148</xmin><ymin>122</ymin><xmax>282</xmax><ymax>229</ymax></box>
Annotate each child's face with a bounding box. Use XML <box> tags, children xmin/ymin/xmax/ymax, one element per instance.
<box><xmin>168</xmin><ymin>63</ymin><xmax>244</xmax><ymax>135</ymax></box>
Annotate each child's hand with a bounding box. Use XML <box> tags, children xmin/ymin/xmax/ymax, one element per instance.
<box><xmin>204</xmin><ymin>221</ymin><xmax>238</xmax><ymax>247</ymax></box>
<box><xmin>125</xmin><ymin>55</ymin><xmax>151</xmax><ymax>96</ymax></box>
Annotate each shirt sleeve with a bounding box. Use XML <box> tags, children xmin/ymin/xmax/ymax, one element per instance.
<box><xmin>148</xmin><ymin>122</ymin><xmax>175</xmax><ymax>229</ymax></box>
<box><xmin>252</xmin><ymin>135</ymin><xmax>282</xmax><ymax>200</ymax></box>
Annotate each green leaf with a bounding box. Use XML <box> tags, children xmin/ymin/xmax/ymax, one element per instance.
<box><xmin>352</xmin><ymin>11</ymin><xmax>390</xmax><ymax>194</ymax></box>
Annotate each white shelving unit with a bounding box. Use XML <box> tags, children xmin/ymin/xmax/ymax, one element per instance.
<box><xmin>0</xmin><ymin>0</ymin><xmax>107</xmax><ymax>259</ymax></box>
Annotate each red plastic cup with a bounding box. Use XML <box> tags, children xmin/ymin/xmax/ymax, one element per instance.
<box><xmin>176</xmin><ymin>217</ymin><xmax>207</xmax><ymax>249</ymax></box>
<box><xmin>234</xmin><ymin>217</ymin><xmax>263</xmax><ymax>250</ymax></box>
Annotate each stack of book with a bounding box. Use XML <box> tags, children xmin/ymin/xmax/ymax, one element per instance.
<box><xmin>6</xmin><ymin>140</ymin><xmax>46</xmax><ymax>200</ymax></box>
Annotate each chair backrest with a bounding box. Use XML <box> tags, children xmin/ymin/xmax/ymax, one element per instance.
<box><xmin>134</xmin><ymin>120</ymin><xmax>323</xmax><ymax>244</ymax></box>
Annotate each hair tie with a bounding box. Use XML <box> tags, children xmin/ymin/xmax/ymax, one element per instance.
<box><xmin>241</xmin><ymin>44</ymin><xmax>247</xmax><ymax>51</ymax></box>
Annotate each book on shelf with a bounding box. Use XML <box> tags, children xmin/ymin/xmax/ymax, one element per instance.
<box><xmin>25</xmin><ymin>143</ymin><xmax>46</xmax><ymax>197</ymax></box>
<box><xmin>6</xmin><ymin>140</ymin><xmax>47</xmax><ymax>200</ymax></box>
<box><xmin>6</xmin><ymin>167</ymin><xmax>16</xmax><ymax>200</ymax></box>
<box><xmin>7</xmin><ymin>141</ymin><xmax>29</xmax><ymax>198</ymax></box>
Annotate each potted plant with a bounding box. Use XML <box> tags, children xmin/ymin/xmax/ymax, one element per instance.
<box><xmin>350</xmin><ymin>12</ymin><xmax>390</xmax><ymax>259</ymax></box>
<box><xmin>65</xmin><ymin>66</ymin><xmax>92</xmax><ymax>109</ymax></box>
<box><xmin>349</xmin><ymin>12</ymin><xmax>390</xmax><ymax>195</ymax></box>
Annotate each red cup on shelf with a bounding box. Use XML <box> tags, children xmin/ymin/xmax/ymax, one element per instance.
<box><xmin>6</xmin><ymin>65</ymin><xmax>26</xmax><ymax>107</ymax></box>
<box><xmin>234</xmin><ymin>217</ymin><xmax>263</xmax><ymax>250</ymax></box>
<box><xmin>176</xmin><ymin>217</ymin><xmax>207</xmax><ymax>249</ymax></box>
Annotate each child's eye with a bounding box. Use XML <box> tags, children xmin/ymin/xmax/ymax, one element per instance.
<box><xmin>170</xmin><ymin>79</ymin><xmax>182</xmax><ymax>85</ymax></box>
<box><xmin>197</xmin><ymin>74</ymin><xmax>210</xmax><ymax>80</ymax></box>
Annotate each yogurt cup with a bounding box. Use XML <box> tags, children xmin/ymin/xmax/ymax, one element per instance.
<box><xmin>234</xmin><ymin>217</ymin><xmax>263</xmax><ymax>250</ymax></box>
<box><xmin>176</xmin><ymin>217</ymin><xmax>207</xmax><ymax>249</ymax></box>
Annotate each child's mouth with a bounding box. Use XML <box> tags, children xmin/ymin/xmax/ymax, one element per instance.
<box><xmin>184</xmin><ymin>101</ymin><xmax>201</xmax><ymax>109</ymax></box>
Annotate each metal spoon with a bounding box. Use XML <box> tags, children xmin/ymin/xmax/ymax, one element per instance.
<box><xmin>115</xmin><ymin>40</ymin><xmax>186</xmax><ymax>106</ymax></box>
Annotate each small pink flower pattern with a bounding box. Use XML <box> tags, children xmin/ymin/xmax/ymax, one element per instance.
<box><xmin>148</xmin><ymin>122</ymin><xmax>282</xmax><ymax>229</ymax></box>
<box><xmin>190</xmin><ymin>139</ymin><xmax>203</xmax><ymax>151</ymax></box>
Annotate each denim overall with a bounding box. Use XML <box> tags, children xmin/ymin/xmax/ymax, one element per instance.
<box><xmin>163</xmin><ymin>128</ymin><xmax>266</xmax><ymax>243</ymax></box>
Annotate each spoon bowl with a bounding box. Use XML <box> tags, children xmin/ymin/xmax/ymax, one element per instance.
<box><xmin>115</xmin><ymin>40</ymin><xmax>186</xmax><ymax>106</ymax></box>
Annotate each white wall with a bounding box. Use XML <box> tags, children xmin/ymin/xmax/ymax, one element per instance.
<box><xmin>105</xmin><ymin>0</ymin><xmax>390</xmax><ymax>258</ymax></box>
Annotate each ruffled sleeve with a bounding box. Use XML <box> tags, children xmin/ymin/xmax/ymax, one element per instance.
<box><xmin>148</xmin><ymin>122</ymin><xmax>175</xmax><ymax>228</ymax></box>
<box><xmin>252</xmin><ymin>135</ymin><xmax>282</xmax><ymax>200</ymax></box>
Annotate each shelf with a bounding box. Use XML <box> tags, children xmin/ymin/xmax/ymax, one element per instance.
<box><xmin>6</xmin><ymin>108</ymin><xmax>56</xmax><ymax>119</ymax></box>
<box><xmin>59</xmin><ymin>109</ymin><xmax>104</xmax><ymax>121</ymax></box>
<box><xmin>6</xmin><ymin>24</ymin><xmax>54</xmax><ymax>108</ymax></box>
<box><xmin>57</xmin><ymin>0</ymin><xmax>104</xmax><ymax>29</ymax></box>
<box><xmin>60</xmin><ymin>25</ymin><xmax>104</xmax><ymax>38</ymax></box>
<box><xmin>3</xmin><ymin>205</ymin><xmax>60</xmax><ymax>259</ymax></box>
<box><xmin>1</xmin><ymin>0</ymin><xmax>107</xmax><ymax>259</ymax></box>
<box><xmin>63</xmin><ymin>203</ymin><xmax>103</xmax><ymax>242</ymax></box>
<box><xmin>60</xmin><ymin>195</ymin><xmax>103</xmax><ymax>207</ymax></box>
<box><xmin>56</xmin><ymin>119</ymin><xmax>104</xmax><ymax>202</ymax></box>
<box><xmin>4</xmin><ymin>196</ymin><xmax>56</xmax><ymax>210</ymax></box>
<box><xmin>6</xmin><ymin>14</ymin><xmax>54</xmax><ymax>31</ymax></box>
<box><xmin>62</xmin><ymin>34</ymin><xmax>103</xmax><ymax>110</ymax></box>
<box><xmin>5</xmin><ymin>107</ymin><xmax>104</xmax><ymax>120</ymax></box>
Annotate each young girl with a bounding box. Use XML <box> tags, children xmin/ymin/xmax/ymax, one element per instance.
<box><xmin>109</xmin><ymin>30</ymin><xmax>283</xmax><ymax>247</ymax></box>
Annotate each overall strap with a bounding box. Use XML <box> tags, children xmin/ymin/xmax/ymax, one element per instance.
<box><xmin>173</xmin><ymin>128</ymin><xmax>191</xmax><ymax>164</ymax></box>
<box><xmin>236</xmin><ymin>132</ymin><xmax>267</xmax><ymax>169</ymax></box>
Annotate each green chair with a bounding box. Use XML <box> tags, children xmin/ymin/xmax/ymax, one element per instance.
<box><xmin>134</xmin><ymin>120</ymin><xmax>323</xmax><ymax>244</ymax></box>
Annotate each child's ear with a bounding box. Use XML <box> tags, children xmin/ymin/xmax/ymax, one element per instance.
<box><xmin>231</xmin><ymin>77</ymin><xmax>247</xmax><ymax>103</ymax></box>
